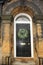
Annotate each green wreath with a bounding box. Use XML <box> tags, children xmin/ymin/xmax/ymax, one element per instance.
<box><xmin>18</xmin><ymin>29</ymin><xmax>28</xmax><ymax>39</ymax></box>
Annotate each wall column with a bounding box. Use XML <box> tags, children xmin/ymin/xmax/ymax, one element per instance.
<box><xmin>33</xmin><ymin>15</ymin><xmax>43</xmax><ymax>65</ymax></box>
<box><xmin>1</xmin><ymin>15</ymin><xmax>13</xmax><ymax>64</ymax></box>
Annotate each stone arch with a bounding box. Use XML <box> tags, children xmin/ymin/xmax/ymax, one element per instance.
<box><xmin>3</xmin><ymin>0</ymin><xmax>42</xmax><ymax>15</ymax></box>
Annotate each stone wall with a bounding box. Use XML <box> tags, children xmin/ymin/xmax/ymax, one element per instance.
<box><xmin>0</xmin><ymin>0</ymin><xmax>43</xmax><ymax>65</ymax></box>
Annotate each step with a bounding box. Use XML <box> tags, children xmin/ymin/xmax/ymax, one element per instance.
<box><xmin>12</xmin><ymin>61</ymin><xmax>35</xmax><ymax>65</ymax></box>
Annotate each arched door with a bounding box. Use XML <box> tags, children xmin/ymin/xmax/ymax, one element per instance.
<box><xmin>14</xmin><ymin>13</ymin><xmax>34</xmax><ymax>58</ymax></box>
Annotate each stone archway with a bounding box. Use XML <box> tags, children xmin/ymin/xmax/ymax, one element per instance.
<box><xmin>3</xmin><ymin>0</ymin><xmax>42</xmax><ymax>15</ymax></box>
<box><xmin>2</xmin><ymin>0</ymin><xmax>42</xmax><ymax>61</ymax></box>
<box><xmin>2</xmin><ymin>0</ymin><xmax>43</xmax><ymax>64</ymax></box>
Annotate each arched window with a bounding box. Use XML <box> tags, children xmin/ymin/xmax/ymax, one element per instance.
<box><xmin>14</xmin><ymin>13</ymin><xmax>33</xmax><ymax>58</ymax></box>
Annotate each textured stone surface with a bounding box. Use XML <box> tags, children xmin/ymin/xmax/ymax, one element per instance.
<box><xmin>12</xmin><ymin>61</ymin><xmax>35</xmax><ymax>65</ymax></box>
<box><xmin>2</xmin><ymin>23</ymin><xmax>11</xmax><ymax>56</ymax></box>
<box><xmin>3</xmin><ymin>0</ymin><xmax>42</xmax><ymax>15</ymax></box>
<box><xmin>0</xmin><ymin>47</ymin><xmax>2</xmax><ymax>64</ymax></box>
<box><xmin>0</xmin><ymin>0</ymin><xmax>43</xmax><ymax>65</ymax></box>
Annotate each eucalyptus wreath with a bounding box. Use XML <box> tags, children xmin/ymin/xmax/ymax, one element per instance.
<box><xmin>18</xmin><ymin>29</ymin><xmax>29</xmax><ymax>39</ymax></box>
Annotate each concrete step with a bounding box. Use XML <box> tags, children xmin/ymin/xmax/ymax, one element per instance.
<box><xmin>12</xmin><ymin>61</ymin><xmax>35</xmax><ymax>65</ymax></box>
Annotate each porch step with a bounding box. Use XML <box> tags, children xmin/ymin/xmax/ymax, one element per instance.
<box><xmin>12</xmin><ymin>61</ymin><xmax>35</xmax><ymax>65</ymax></box>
